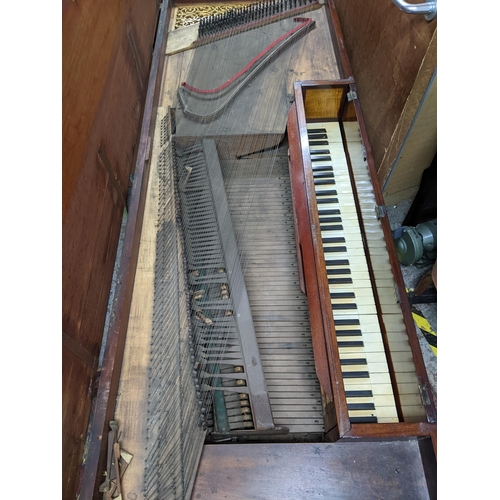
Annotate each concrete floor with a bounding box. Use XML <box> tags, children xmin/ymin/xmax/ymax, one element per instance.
<box><xmin>386</xmin><ymin>199</ymin><xmax>437</xmax><ymax>407</ymax></box>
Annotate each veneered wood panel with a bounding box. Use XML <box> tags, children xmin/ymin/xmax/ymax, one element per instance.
<box><xmin>62</xmin><ymin>0</ymin><xmax>159</xmax><ymax>498</ymax></box>
<box><xmin>192</xmin><ymin>441</ymin><xmax>435</xmax><ymax>499</ymax></box>
<box><xmin>383</xmin><ymin>71</ymin><xmax>436</xmax><ymax>205</ymax></box>
<box><xmin>76</xmin><ymin>4</ymin><xmax>170</xmax><ymax>498</ymax></box>
<box><xmin>62</xmin><ymin>0</ymin><xmax>157</xmax><ymax>220</ymax></box>
<box><xmin>332</xmin><ymin>0</ymin><xmax>436</xmax><ymax>171</ymax></box>
<box><xmin>304</xmin><ymin>87</ymin><xmax>342</xmax><ymax>120</ymax></box>
<box><xmin>379</xmin><ymin>30</ymin><xmax>437</xmax><ymax>202</ymax></box>
<box><xmin>62</xmin><ymin>348</ymin><xmax>96</xmax><ymax>500</ymax></box>
<box><xmin>62</xmin><ymin>0</ymin><xmax>159</xmax><ymax>349</ymax></box>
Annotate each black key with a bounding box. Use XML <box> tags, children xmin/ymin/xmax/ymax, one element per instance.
<box><xmin>335</xmin><ymin>329</ymin><xmax>362</xmax><ymax>336</ymax></box>
<box><xmin>308</xmin><ymin>133</ymin><xmax>328</xmax><ymax>140</ymax></box>
<box><xmin>328</xmin><ymin>277</ymin><xmax>353</xmax><ymax>285</ymax></box>
<box><xmin>347</xmin><ymin>403</ymin><xmax>376</xmax><ymax>411</ymax></box>
<box><xmin>321</xmin><ymin>224</ymin><xmax>343</xmax><ymax>231</ymax></box>
<box><xmin>322</xmin><ymin>237</ymin><xmax>345</xmax><ymax>244</ymax></box>
<box><xmin>310</xmin><ymin>149</ymin><xmax>330</xmax><ymax>155</ymax></box>
<box><xmin>313</xmin><ymin>171</ymin><xmax>334</xmax><ymax>178</ymax></box>
<box><xmin>307</xmin><ymin>128</ymin><xmax>327</xmax><ymax>133</ymax></box>
<box><xmin>314</xmin><ymin>178</ymin><xmax>335</xmax><ymax>185</ymax></box>
<box><xmin>342</xmin><ymin>371</ymin><xmax>370</xmax><ymax>379</ymax></box>
<box><xmin>309</xmin><ymin>140</ymin><xmax>329</xmax><ymax>146</ymax></box>
<box><xmin>345</xmin><ymin>390</ymin><xmax>373</xmax><ymax>398</ymax></box>
<box><xmin>324</xmin><ymin>246</ymin><xmax>347</xmax><ymax>253</ymax></box>
<box><xmin>340</xmin><ymin>358</ymin><xmax>367</xmax><ymax>365</ymax></box>
<box><xmin>337</xmin><ymin>341</ymin><xmax>364</xmax><ymax>348</ymax></box>
<box><xmin>312</xmin><ymin>165</ymin><xmax>332</xmax><ymax>172</ymax></box>
<box><xmin>325</xmin><ymin>259</ymin><xmax>349</xmax><ymax>266</ymax></box>
<box><xmin>350</xmin><ymin>416</ymin><xmax>378</xmax><ymax>423</ymax></box>
<box><xmin>319</xmin><ymin>209</ymin><xmax>341</xmax><ymax>216</ymax></box>
<box><xmin>319</xmin><ymin>216</ymin><xmax>342</xmax><ymax>223</ymax></box>
<box><xmin>327</xmin><ymin>268</ymin><xmax>351</xmax><ymax>275</ymax></box>
<box><xmin>332</xmin><ymin>303</ymin><xmax>358</xmax><ymax>310</ymax></box>
<box><xmin>334</xmin><ymin>319</ymin><xmax>360</xmax><ymax>326</ymax></box>
<box><xmin>315</xmin><ymin>189</ymin><xmax>337</xmax><ymax>196</ymax></box>
<box><xmin>311</xmin><ymin>155</ymin><xmax>332</xmax><ymax>162</ymax></box>
<box><xmin>330</xmin><ymin>292</ymin><xmax>356</xmax><ymax>299</ymax></box>
<box><xmin>317</xmin><ymin>198</ymin><xmax>336</xmax><ymax>204</ymax></box>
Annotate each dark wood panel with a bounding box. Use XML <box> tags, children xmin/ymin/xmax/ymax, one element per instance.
<box><xmin>192</xmin><ymin>441</ymin><xmax>436</xmax><ymax>499</ymax></box>
<box><xmin>62</xmin><ymin>347</ymin><xmax>97</xmax><ymax>500</ymax></box>
<box><xmin>332</xmin><ymin>0</ymin><xmax>436</xmax><ymax>170</ymax></box>
<box><xmin>62</xmin><ymin>163</ymin><xmax>123</xmax><ymax>355</ymax></box>
<box><xmin>378</xmin><ymin>31</ymin><xmax>437</xmax><ymax>191</ymax></box>
<box><xmin>62</xmin><ymin>0</ymin><xmax>159</xmax><ymax>347</ymax></box>
<box><xmin>62</xmin><ymin>1</ymin><xmax>159</xmax><ymax>499</ymax></box>
<box><xmin>62</xmin><ymin>0</ymin><xmax>158</xmax><ymax>220</ymax></box>
<box><xmin>76</xmin><ymin>3</ymin><xmax>170</xmax><ymax>498</ymax></box>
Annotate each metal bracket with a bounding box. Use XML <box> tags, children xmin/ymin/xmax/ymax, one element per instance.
<box><xmin>145</xmin><ymin>135</ymin><xmax>152</xmax><ymax>161</ymax></box>
<box><xmin>375</xmin><ymin>204</ymin><xmax>387</xmax><ymax>219</ymax></box>
<box><xmin>347</xmin><ymin>90</ymin><xmax>357</xmax><ymax>101</ymax></box>
<box><xmin>393</xmin><ymin>283</ymin><xmax>401</xmax><ymax>304</ymax></box>
<box><xmin>391</xmin><ymin>0</ymin><xmax>436</xmax><ymax>21</ymax></box>
<box><xmin>418</xmin><ymin>383</ymin><xmax>431</xmax><ymax>406</ymax></box>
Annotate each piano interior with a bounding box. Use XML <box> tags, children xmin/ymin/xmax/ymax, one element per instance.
<box><xmin>81</xmin><ymin>1</ymin><xmax>437</xmax><ymax>498</ymax></box>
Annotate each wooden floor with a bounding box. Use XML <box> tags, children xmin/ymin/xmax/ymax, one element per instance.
<box><xmin>192</xmin><ymin>440</ymin><xmax>436</xmax><ymax>499</ymax></box>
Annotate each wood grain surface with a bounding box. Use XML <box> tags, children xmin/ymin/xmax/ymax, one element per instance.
<box><xmin>192</xmin><ymin>440</ymin><xmax>435</xmax><ymax>499</ymax></box>
<box><xmin>332</xmin><ymin>0</ymin><xmax>436</xmax><ymax>173</ymax></box>
<box><xmin>62</xmin><ymin>1</ymin><xmax>159</xmax><ymax>498</ymax></box>
<box><xmin>174</xmin><ymin>6</ymin><xmax>339</xmax><ymax>153</ymax></box>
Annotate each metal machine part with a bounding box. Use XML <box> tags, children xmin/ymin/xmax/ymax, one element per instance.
<box><xmin>394</xmin><ymin>220</ymin><xmax>437</xmax><ymax>266</ymax></box>
<box><xmin>391</xmin><ymin>0</ymin><xmax>437</xmax><ymax>21</ymax></box>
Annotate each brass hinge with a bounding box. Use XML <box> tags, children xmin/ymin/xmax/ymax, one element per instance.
<box><xmin>347</xmin><ymin>90</ymin><xmax>357</xmax><ymax>101</ymax></box>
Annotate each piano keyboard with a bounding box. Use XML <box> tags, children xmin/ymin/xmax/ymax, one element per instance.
<box><xmin>341</xmin><ymin>121</ymin><xmax>427</xmax><ymax>422</ymax></box>
<box><xmin>307</xmin><ymin>122</ymin><xmax>399</xmax><ymax>424</ymax></box>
